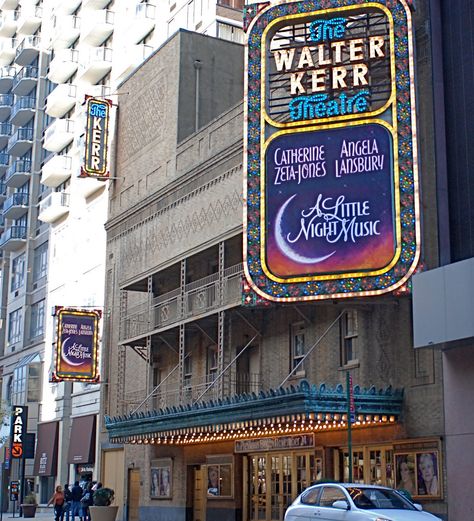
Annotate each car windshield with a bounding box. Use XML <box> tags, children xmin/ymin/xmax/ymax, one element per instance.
<box><xmin>347</xmin><ymin>487</ymin><xmax>416</xmax><ymax>510</ymax></box>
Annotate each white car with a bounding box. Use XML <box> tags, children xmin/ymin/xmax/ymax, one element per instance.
<box><xmin>284</xmin><ymin>482</ymin><xmax>442</xmax><ymax>521</ymax></box>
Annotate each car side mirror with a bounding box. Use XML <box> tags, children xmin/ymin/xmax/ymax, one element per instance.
<box><xmin>332</xmin><ymin>500</ymin><xmax>349</xmax><ymax>510</ymax></box>
<box><xmin>413</xmin><ymin>503</ymin><xmax>423</xmax><ymax>511</ymax></box>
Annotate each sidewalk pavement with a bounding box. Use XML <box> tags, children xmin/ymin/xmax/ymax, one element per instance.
<box><xmin>3</xmin><ymin>508</ymin><xmax>68</xmax><ymax>519</ymax></box>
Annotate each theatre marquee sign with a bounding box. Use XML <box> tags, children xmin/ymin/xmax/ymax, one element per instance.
<box><xmin>244</xmin><ymin>0</ymin><xmax>420</xmax><ymax>302</ymax></box>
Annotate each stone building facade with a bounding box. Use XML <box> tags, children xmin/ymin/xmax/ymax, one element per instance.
<box><xmin>102</xmin><ymin>12</ymin><xmax>447</xmax><ymax>521</ymax></box>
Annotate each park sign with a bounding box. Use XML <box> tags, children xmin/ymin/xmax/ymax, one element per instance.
<box><xmin>80</xmin><ymin>96</ymin><xmax>112</xmax><ymax>179</ymax></box>
<box><xmin>51</xmin><ymin>307</ymin><xmax>101</xmax><ymax>383</ymax></box>
<box><xmin>10</xmin><ymin>405</ymin><xmax>27</xmax><ymax>459</ymax></box>
<box><xmin>243</xmin><ymin>0</ymin><xmax>420</xmax><ymax>302</ymax></box>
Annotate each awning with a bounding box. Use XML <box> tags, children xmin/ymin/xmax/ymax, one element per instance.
<box><xmin>67</xmin><ymin>415</ymin><xmax>96</xmax><ymax>464</ymax></box>
<box><xmin>105</xmin><ymin>379</ymin><xmax>404</xmax><ymax>445</ymax></box>
<box><xmin>33</xmin><ymin>421</ymin><xmax>59</xmax><ymax>476</ymax></box>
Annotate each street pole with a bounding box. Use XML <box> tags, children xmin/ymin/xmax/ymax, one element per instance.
<box><xmin>346</xmin><ymin>371</ymin><xmax>353</xmax><ymax>483</ymax></box>
<box><xmin>0</xmin><ymin>462</ymin><xmax>3</xmax><ymax>521</ymax></box>
<box><xmin>19</xmin><ymin>459</ymin><xmax>25</xmax><ymax>517</ymax></box>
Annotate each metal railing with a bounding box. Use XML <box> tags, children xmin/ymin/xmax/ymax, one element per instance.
<box><xmin>3</xmin><ymin>191</ymin><xmax>29</xmax><ymax>210</ymax></box>
<box><xmin>121</xmin><ymin>372</ymin><xmax>261</xmax><ymax>412</ymax></box>
<box><xmin>120</xmin><ymin>263</ymin><xmax>244</xmax><ymax>341</ymax></box>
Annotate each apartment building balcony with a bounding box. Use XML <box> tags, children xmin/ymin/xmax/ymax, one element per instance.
<box><xmin>5</xmin><ymin>158</ymin><xmax>31</xmax><ymax>188</ymax></box>
<box><xmin>77</xmin><ymin>47</ymin><xmax>112</xmax><ymax>84</ymax></box>
<box><xmin>11</xmin><ymin>65</ymin><xmax>38</xmax><ymax>96</ymax></box>
<box><xmin>0</xmin><ymin>0</ymin><xmax>18</xmax><ymax>10</ymax></box>
<box><xmin>38</xmin><ymin>191</ymin><xmax>70</xmax><ymax>223</ymax></box>
<box><xmin>80</xmin><ymin>10</ymin><xmax>114</xmax><ymax>46</ymax></box>
<box><xmin>15</xmin><ymin>35</ymin><xmax>40</xmax><ymax>66</ymax></box>
<box><xmin>82</xmin><ymin>0</ymin><xmax>110</xmax><ymax>9</ymax></box>
<box><xmin>43</xmin><ymin>118</ymin><xmax>74</xmax><ymax>152</ymax></box>
<box><xmin>48</xmin><ymin>48</ymin><xmax>79</xmax><ymax>84</ymax></box>
<box><xmin>114</xmin><ymin>44</ymin><xmax>153</xmax><ymax>83</ymax></box>
<box><xmin>16</xmin><ymin>4</ymin><xmax>42</xmax><ymax>35</ymax></box>
<box><xmin>0</xmin><ymin>38</ymin><xmax>16</xmax><ymax>66</ymax></box>
<box><xmin>129</xmin><ymin>3</ymin><xmax>156</xmax><ymax>44</ymax></box>
<box><xmin>0</xmin><ymin>214</ymin><xmax>4</xmax><ymax>233</ymax></box>
<box><xmin>45</xmin><ymin>83</ymin><xmax>77</xmax><ymax>118</ymax></box>
<box><xmin>7</xmin><ymin>126</ymin><xmax>33</xmax><ymax>156</ymax></box>
<box><xmin>41</xmin><ymin>154</ymin><xmax>71</xmax><ymax>187</ymax></box>
<box><xmin>10</xmin><ymin>96</ymin><xmax>35</xmax><ymax>126</ymax></box>
<box><xmin>0</xmin><ymin>10</ymin><xmax>18</xmax><ymax>37</ymax></box>
<box><xmin>52</xmin><ymin>0</ymin><xmax>82</xmax><ymax>15</ymax></box>
<box><xmin>2</xmin><ymin>192</ymin><xmax>28</xmax><ymax>219</ymax></box>
<box><xmin>0</xmin><ymin>66</ymin><xmax>15</xmax><ymax>92</ymax></box>
<box><xmin>0</xmin><ymin>122</ymin><xmax>12</xmax><ymax>148</ymax></box>
<box><xmin>51</xmin><ymin>15</ymin><xmax>80</xmax><ymax>50</ymax></box>
<box><xmin>0</xmin><ymin>180</ymin><xmax>6</xmax><ymax>201</ymax></box>
<box><xmin>0</xmin><ymin>152</ymin><xmax>9</xmax><ymax>173</ymax></box>
<box><xmin>0</xmin><ymin>225</ymin><xmax>27</xmax><ymax>251</ymax></box>
<box><xmin>0</xmin><ymin>93</ymin><xmax>13</xmax><ymax>121</ymax></box>
<box><xmin>120</xmin><ymin>263</ymin><xmax>244</xmax><ymax>343</ymax></box>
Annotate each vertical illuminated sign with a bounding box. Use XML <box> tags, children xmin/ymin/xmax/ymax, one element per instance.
<box><xmin>51</xmin><ymin>307</ymin><xmax>101</xmax><ymax>383</ymax></box>
<box><xmin>244</xmin><ymin>0</ymin><xmax>420</xmax><ymax>302</ymax></box>
<box><xmin>10</xmin><ymin>405</ymin><xmax>27</xmax><ymax>459</ymax></box>
<box><xmin>81</xmin><ymin>96</ymin><xmax>112</xmax><ymax>179</ymax></box>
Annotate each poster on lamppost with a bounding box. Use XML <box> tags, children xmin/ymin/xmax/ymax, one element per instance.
<box><xmin>51</xmin><ymin>307</ymin><xmax>101</xmax><ymax>383</ymax></box>
<box><xmin>244</xmin><ymin>0</ymin><xmax>420</xmax><ymax>302</ymax></box>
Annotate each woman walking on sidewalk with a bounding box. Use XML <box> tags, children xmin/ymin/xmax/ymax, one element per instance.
<box><xmin>48</xmin><ymin>485</ymin><xmax>65</xmax><ymax>521</ymax></box>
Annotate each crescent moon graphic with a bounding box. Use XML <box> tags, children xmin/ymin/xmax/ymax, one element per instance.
<box><xmin>274</xmin><ymin>194</ymin><xmax>336</xmax><ymax>264</ymax></box>
<box><xmin>61</xmin><ymin>337</ymin><xmax>86</xmax><ymax>367</ymax></box>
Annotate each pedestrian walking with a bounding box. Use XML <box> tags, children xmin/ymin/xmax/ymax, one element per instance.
<box><xmin>48</xmin><ymin>485</ymin><xmax>65</xmax><ymax>521</ymax></box>
<box><xmin>80</xmin><ymin>482</ymin><xmax>94</xmax><ymax>521</ymax></box>
<box><xmin>70</xmin><ymin>481</ymin><xmax>84</xmax><ymax>521</ymax></box>
<box><xmin>63</xmin><ymin>484</ymin><xmax>73</xmax><ymax>521</ymax></box>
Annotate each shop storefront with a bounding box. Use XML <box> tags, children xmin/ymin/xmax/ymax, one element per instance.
<box><xmin>104</xmin><ymin>380</ymin><xmax>445</xmax><ymax>521</ymax></box>
<box><xmin>67</xmin><ymin>415</ymin><xmax>97</xmax><ymax>485</ymax></box>
<box><xmin>33</xmin><ymin>421</ymin><xmax>59</xmax><ymax>504</ymax></box>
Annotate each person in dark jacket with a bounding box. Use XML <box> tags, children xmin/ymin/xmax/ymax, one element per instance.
<box><xmin>70</xmin><ymin>481</ymin><xmax>84</xmax><ymax>521</ymax></box>
<box><xmin>63</xmin><ymin>485</ymin><xmax>73</xmax><ymax>521</ymax></box>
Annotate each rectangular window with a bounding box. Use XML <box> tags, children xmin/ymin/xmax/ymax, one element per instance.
<box><xmin>207</xmin><ymin>463</ymin><xmax>233</xmax><ymax>498</ymax></box>
<box><xmin>27</xmin><ymin>363</ymin><xmax>41</xmax><ymax>402</ymax></box>
<box><xmin>341</xmin><ymin>310</ymin><xmax>358</xmax><ymax>366</ymax></box>
<box><xmin>30</xmin><ymin>300</ymin><xmax>45</xmax><ymax>339</ymax></box>
<box><xmin>290</xmin><ymin>322</ymin><xmax>305</xmax><ymax>375</ymax></box>
<box><xmin>33</xmin><ymin>242</ymin><xmax>48</xmax><ymax>282</ymax></box>
<box><xmin>207</xmin><ymin>345</ymin><xmax>218</xmax><ymax>383</ymax></box>
<box><xmin>11</xmin><ymin>253</ymin><xmax>25</xmax><ymax>292</ymax></box>
<box><xmin>12</xmin><ymin>365</ymin><xmax>27</xmax><ymax>404</ymax></box>
<box><xmin>8</xmin><ymin>308</ymin><xmax>23</xmax><ymax>345</ymax></box>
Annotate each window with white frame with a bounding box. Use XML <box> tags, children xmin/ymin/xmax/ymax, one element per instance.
<box><xmin>290</xmin><ymin>322</ymin><xmax>305</xmax><ymax>375</ymax></box>
<box><xmin>30</xmin><ymin>300</ymin><xmax>45</xmax><ymax>339</ymax></box>
<box><xmin>341</xmin><ymin>310</ymin><xmax>358</xmax><ymax>366</ymax></box>
<box><xmin>8</xmin><ymin>308</ymin><xmax>22</xmax><ymax>345</ymax></box>
<box><xmin>11</xmin><ymin>253</ymin><xmax>25</xmax><ymax>292</ymax></box>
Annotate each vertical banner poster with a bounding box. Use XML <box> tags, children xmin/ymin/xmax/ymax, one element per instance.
<box><xmin>81</xmin><ymin>96</ymin><xmax>112</xmax><ymax>178</ymax></box>
<box><xmin>52</xmin><ymin>308</ymin><xmax>102</xmax><ymax>383</ymax></box>
<box><xmin>10</xmin><ymin>405</ymin><xmax>27</xmax><ymax>459</ymax></box>
<box><xmin>243</xmin><ymin>0</ymin><xmax>420</xmax><ymax>302</ymax></box>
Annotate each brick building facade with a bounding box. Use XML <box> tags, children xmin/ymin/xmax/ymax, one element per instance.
<box><xmin>101</xmin><ymin>15</ymin><xmax>447</xmax><ymax>521</ymax></box>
